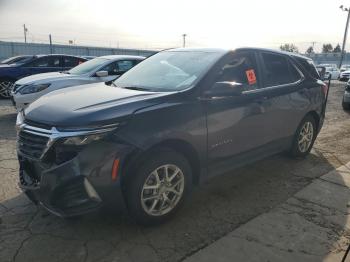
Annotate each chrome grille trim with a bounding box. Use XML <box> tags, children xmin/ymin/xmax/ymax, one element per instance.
<box><xmin>16</xmin><ymin>113</ymin><xmax>118</xmax><ymax>160</ymax></box>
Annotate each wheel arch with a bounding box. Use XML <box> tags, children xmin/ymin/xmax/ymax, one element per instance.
<box><xmin>305</xmin><ymin>110</ymin><xmax>320</xmax><ymax>131</ymax></box>
<box><xmin>121</xmin><ymin>139</ymin><xmax>201</xmax><ymax>191</ymax></box>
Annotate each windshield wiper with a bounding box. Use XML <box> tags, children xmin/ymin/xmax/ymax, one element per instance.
<box><xmin>122</xmin><ymin>86</ymin><xmax>151</xmax><ymax>91</ymax></box>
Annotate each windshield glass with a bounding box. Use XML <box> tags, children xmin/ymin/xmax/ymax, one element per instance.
<box><xmin>114</xmin><ymin>51</ymin><xmax>223</xmax><ymax>91</ymax></box>
<box><xmin>68</xmin><ymin>57</ymin><xmax>108</xmax><ymax>75</ymax></box>
<box><xmin>1</xmin><ymin>56</ymin><xmax>33</xmax><ymax>64</ymax></box>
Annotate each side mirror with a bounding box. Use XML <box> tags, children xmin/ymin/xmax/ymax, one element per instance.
<box><xmin>95</xmin><ymin>70</ymin><xmax>108</xmax><ymax>77</ymax></box>
<box><xmin>204</xmin><ymin>81</ymin><xmax>245</xmax><ymax>97</ymax></box>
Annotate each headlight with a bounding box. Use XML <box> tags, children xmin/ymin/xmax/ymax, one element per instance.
<box><xmin>19</xmin><ymin>83</ymin><xmax>50</xmax><ymax>95</ymax></box>
<box><xmin>15</xmin><ymin>110</ymin><xmax>24</xmax><ymax>134</ymax></box>
<box><xmin>62</xmin><ymin>132</ymin><xmax>109</xmax><ymax>146</ymax></box>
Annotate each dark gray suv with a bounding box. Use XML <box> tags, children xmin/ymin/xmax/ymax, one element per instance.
<box><xmin>16</xmin><ymin>48</ymin><xmax>327</xmax><ymax>225</ymax></box>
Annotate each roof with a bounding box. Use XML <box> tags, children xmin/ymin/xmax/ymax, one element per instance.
<box><xmin>166</xmin><ymin>47</ymin><xmax>228</xmax><ymax>53</ymax></box>
<box><xmin>165</xmin><ymin>47</ymin><xmax>311</xmax><ymax>61</ymax></box>
<box><xmin>99</xmin><ymin>55</ymin><xmax>145</xmax><ymax>60</ymax></box>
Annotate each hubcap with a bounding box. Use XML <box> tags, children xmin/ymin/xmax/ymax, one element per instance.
<box><xmin>298</xmin><ymin>121</ymin><xmax>314</xmax><ymax>153</ymax></box>
<box><xmin>141</xmin><ymin>164</ymin><xmax>185</xmax><ymax>216</ymax></box>
<box><xmin>0</xmin><ymin>81</ymin><xmax>14</xmax><ymax>98</ymax></box>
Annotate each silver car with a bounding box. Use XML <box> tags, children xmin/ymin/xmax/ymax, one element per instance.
<box><xmin>11</xmin><ymin>55</ymin><xmax>144</xmax><ymax>110</ymax></box>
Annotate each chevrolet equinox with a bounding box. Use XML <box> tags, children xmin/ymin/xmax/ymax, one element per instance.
<box><xmin>16</xmin><ymin>48</ymin><xmax>326</xmax><ymax>225</ymax></box>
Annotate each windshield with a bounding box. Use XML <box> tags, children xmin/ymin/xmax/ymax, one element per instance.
<box><xmin>114</xmin><ymin>51</ymin><xmax>223</xmax><ymax>91</ymax></box>
<box><xmin>68</xmin><ymin>57</ymin><xmax>108</xmax><ymax>75</ymax></box>
<box><xmin>1</xmin><ymin>56</ymin><xmax>33</xmax><ymax>64</ymax></box>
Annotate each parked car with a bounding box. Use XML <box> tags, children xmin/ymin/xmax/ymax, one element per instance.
<box><xmin>16</xmin><ymin>47</ymin><xmax>326</xmax><ymax>225</ymax></box>
<box><xmin>340</xmin><ymin>64</ymin><xmax>350</xmax><ymax>72</ymax></box>
<box><xmin>318</xmin><ymin>63</ymin><xmax>338</xmax><ymax>68</ymax></box>
<box><xmin>343</xmin><ymin>80</ymin><xmax>350</xmax><ymax>110</ymax></box>
<box><xmin>11</xmin><ymin>55</ymin><xmax>144</xmax><ymax>110</ymax></box>
<box><xmin>80</xmin><ymin>55</ymin><xmax>96</xmax><ymax>60</ymax></box>
<box><xmin>1</xmin><ymin>55</ymin><xmax>35</xmax><ymax>65</ymax></box>
<box><xmin>339</xmin><ymin>70</ymin><xmax>350</xmax><ymax>82</ymax></box>
<box><xmin>0</xmin><ymin>54</ymin><xmax>87</xmax><ymax>98</ymax></box>
<box><xmin>324</xmin><ymin>67</ymin><xmax>340</xmax><ymax>80</ymax></box>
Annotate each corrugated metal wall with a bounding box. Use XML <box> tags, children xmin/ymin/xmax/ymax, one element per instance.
<box><xmin>306</xmin><ymin>52</ymin><xmax>350</xmax><ymax>65</ymax></box>
<box><xmin>0</xmin><ymin>41</ymin><xmax>156</xmax><ymax>60</ymax></box>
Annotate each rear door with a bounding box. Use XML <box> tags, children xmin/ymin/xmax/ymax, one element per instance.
<box><xmin>62</xmin><ymin>56</ymin><xmax>85</xmax><ymax>70</ymax></box>
<box><xmin>24</xmin><ymin>56</ymin><xmax>62</xmax><ymax>75</ymax></box>
<box><xmin>257</xmin><ymin>51</ymin><xmax>306</xmax><ymax>145</ymax></box>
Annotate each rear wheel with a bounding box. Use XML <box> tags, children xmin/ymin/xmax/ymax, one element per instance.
<box><xmin>0</xmin><ymin>78</ymin><xmax>14</xmax><ymax>98</ymax></box>
<box><xmin>125</xmin><ymin>150</ymin><xmax>192</xmax><ymax>225</ymax></box>
<box><xmin>289</xmin><ymin>115</ymin><xmax>317</xmax><ymax>158</ymax></box>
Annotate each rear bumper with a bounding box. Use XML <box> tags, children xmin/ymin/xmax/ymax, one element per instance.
<box><xmin>18</xmin><ymin>140</ymin><xmax>131</xmax><ymax>217</ymax></box>
<box><xmin>344</xmin><ymin>91</ymin><xmax>350</xmax><ymax>103</ymax></box>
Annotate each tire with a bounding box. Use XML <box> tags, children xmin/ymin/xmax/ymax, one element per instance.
<box><xmin>125</xmin><ymin>149</ymin><xmax>192</xmax><ymax>225</ymax></box>
<box><xmin>0</xmin><ymin>78</ymin><xmax>14</xmax><ymax>99</ymax></box>
<box><xmin>342</xmin><ymin>98</ymin><xmax>350</xmax><ymax>110</ymax></box>
<box><xmin>289</xmin><ymin>115</ymin><xmax>317</xmax><ymax>158</ymax></box>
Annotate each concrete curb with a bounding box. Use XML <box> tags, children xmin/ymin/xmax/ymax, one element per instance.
<box><xmin>184</xmin><ymin>162</ymin><xmax>350</xmax><ymax>262</ymax></box>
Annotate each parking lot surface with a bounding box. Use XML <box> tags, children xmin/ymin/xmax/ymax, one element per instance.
<box><xmin>1</xmin><ymin>81</ymin><xmax>350</xmax><ymax>262</ymax></box>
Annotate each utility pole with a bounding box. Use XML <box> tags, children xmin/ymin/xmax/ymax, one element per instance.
<box><xmin>339</xmin><ymin>5</ymin><xmax>350</xmax><ymax>68</ymax></box>
<box><xmin>23</xmin><ymin>24</ymin><xmax>28</xmax><ymax>43</ymax></box>
<box><xmin>182</xmin><ymin>34</ymin><xmax>187</xmax><ymax>48</ymax></box>
<box><xmin>49</xmin><ymin>34</ymin><xmax>53</xmax><ymax>54</ymax></box>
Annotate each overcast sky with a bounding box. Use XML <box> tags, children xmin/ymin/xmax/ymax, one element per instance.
<box><xmin>0</xmin><ymin>0</ymin><xmax>348</xmax><ymax>52</ymax></box>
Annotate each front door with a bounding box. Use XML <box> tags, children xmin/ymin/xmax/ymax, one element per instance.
<box><xmin>205</xmin><ymin>51</ymin><xmax>269</xmax><ymax>176</ymax></box>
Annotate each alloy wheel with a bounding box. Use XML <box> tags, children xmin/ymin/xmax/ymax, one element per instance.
<box><xmin>297</xmin><ymin>121</ymin><xmax>314</xmax><ymax>153</ymax></box>
<box><xmin>0</xmin><ymin>81</ymin><xmax>14</xmax><ymax>98</ymax></box>
<box><xmin>141</xmin><ymin>164</ymin><xmax>185</xmax><ymax>216</ymax></box>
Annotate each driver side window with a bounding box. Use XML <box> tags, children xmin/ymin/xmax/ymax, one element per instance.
<box><xmin>101</xmin><ymin>62</ymin><xmax>118</xmax><ymax>76</ymax></box>
<box><xmin>216</xmin><ymin>52</ymin><xmax>259</xmax><ymax>90</ymax></box>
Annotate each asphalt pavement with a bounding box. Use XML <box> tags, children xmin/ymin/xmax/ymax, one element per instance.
<box><xmin>0</xmin><ymin>81</ymin><xmax>350</xmax><ymax>262</ymax></box>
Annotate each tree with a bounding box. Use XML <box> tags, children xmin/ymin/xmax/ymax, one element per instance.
<box><xmin>322</xmin><ymin>44</ymin><xmax>333</xmax><ymax>53</ymax></box>
<box><xmin>280</xmin><ymin>43</ymin><xmax>299</xmax><ymax>53</ymax></box>
<box><xmin>305</xmin><ymin>46</ymin><xmax>314</xmax><ymax>55</ymax></box>
<box><xmin>333</xmin><ymin>43</ymin><xmax>342</xmax><ymax>53</ymax></box>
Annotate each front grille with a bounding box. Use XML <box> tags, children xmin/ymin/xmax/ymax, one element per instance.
<box><xmin>24</xmin><ymin>119</ymin><xmax>52</xmax><ymax>130</ymax></box>
<box><xmin>18</xmin><ymin>130</ymin><xmax>50</xmax><ymax>159</ymax></box>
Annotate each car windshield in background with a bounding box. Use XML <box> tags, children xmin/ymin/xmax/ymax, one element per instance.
<box><xmin>114</xmin><ymin>51</ymin><xmax>223</xmax><ymax>92</ymax></box>
<box><xmin>68</xmin><ymin>57</ymin><xmax>108</xmax><ymax>75</ymax></box>
<box><xmin>1</xmin><ymin>56</ymin><xmax>33</xmax><ymax>64</ymax></box>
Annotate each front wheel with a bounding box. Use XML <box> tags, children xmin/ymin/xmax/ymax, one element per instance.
<box><xmin>125</xmin><ymin>150</ymin><xmax>192</xmax><ymax>225</ymax></box>
<box><xmin>0</xmin><ymin>79</ymin><xmax>14</xmax><ymax>98</ymax></box>
<box><xmin>289</xmin><ymin>115</ymin><xmax>317</xmax><ymax>158</ymax></box>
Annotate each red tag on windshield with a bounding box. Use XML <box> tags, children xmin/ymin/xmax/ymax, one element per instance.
<box><xmin>246</xmin><ymin>69</ymin><xmax>257</xmax><ymax>85</ymax></box>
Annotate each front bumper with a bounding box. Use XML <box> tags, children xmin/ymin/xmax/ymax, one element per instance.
<box><xmin>339</xmin><ymin>76</ymin><xmax>350</xmax><ymax>82</ymax></box>
<box><xmin>11</xmin><ymin>92</ymin><xmax>33</xmax><ymax>111</ymax></box>
<box><xmin>344</xmin><ymin>90</ymin><xmax>350</xmax><ymax>103</ymax></box>
<box><xmin>18</xmin><ymin>140</ymin><xmax>131</xmax><ymax>217</ymax></box>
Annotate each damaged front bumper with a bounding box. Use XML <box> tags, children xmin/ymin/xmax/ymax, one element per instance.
<box><xmin>17</xmin><ymin>128</ymin><xmax>133</xmax><ymax>217</ymax></box>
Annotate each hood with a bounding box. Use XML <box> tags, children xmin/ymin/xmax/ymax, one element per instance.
<box><xmin>0</xmin><ymin>64</ymin><xmax>17</xmax><ymax>68</ymax></box>
<box><xmin>16</xmin><ymin>72</ymin><xmax>85</xmax><ymax>85</ymax></box>
<box><xmin>24</xmin><ymin>83</ymin><xmax>172</xmax><ymax>128</ymax></box>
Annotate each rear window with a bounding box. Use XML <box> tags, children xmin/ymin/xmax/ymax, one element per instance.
<box><xmin>261</xmin><ymin>53</ymin><xmax>301</xmax><ymax>86</ymax></box>
<box><xmin>295</xmin><ymin>57</ymin><xmax>320</xmax><ymax>79</ymax></box>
